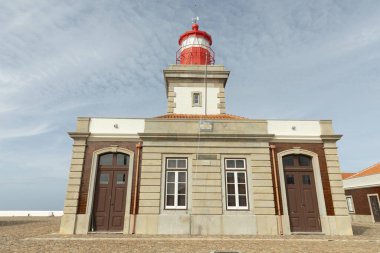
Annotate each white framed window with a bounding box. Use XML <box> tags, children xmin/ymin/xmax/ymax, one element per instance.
<box><xmin>192</xmin><ymin>92</ymin><xmax>201</xmax><ymax>107</ymax></box>
<box><xmin>225</xmin><ymin>159</ymin><xmax>249</xmax><ymax>210</ymax></box>
<box><xmin>345</xmin><ymin>195</ymin><xmax>355</xmax><ymax>213</ymax></box>
<box><xmin>165</xmin><ymin>158</ymin><xmax>187</xmax><ymax>209</ymax></box>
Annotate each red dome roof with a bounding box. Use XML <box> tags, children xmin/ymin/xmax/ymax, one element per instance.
<box><xmin>178</xmin><ymin>23</ymin><xmax>212</xmax><ymax>46</ymax></box>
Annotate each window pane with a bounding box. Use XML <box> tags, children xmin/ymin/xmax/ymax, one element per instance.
<box><xmin>346</xmin><ymin>197</ymin><xmax>354</xmax><ymax>212</ymax></box>
<box><xmin>178</xmin><ymin>172</ymin><xmax>186</xmax><ymax>182</ymax></box>
<box><xmin>239</xmin><ymin>195</ymin><xmax>247</xmax><ymax>207</ymax></box>
<box><xmin>302</xmin><ymin>175</ymin><xmax>311</xmax><ymax>185</ymax></box>
<box><xmin>238</xmin><ymin>183</ymin><xmax>246</xmax><ymax>194</ymax></box>
<box><xmin>165</xmin><ymin>166</ymin><xmax>187</xmax><ymax>209</ymax></box>
<box><xmin>177</xmin><ymin>159</ymin><xmax>187</xmax><ymax>168</ymax></box>
<box><xmin>99</xmin><ymin>154</ymin><xmax>113</xmax><ymax>165</ymax></box>
<box><xmin>226</xmin><ymin>160</ymin><xmax>235</xmax><ymax>168</ymax></box>
<box><xmin>116</xmin><ymin>173</ymin><xmax>125</xmax><ymax>184</ymax></box>
<box><xmin>193</xmin><ymin>93</ymin><xmax>199</xmax><ymax>104</ymax></box>
<box><xmin>100</xmin><ymin>173</ymin><xmax>109</xmax><ymax>184</ymax></box>
<box><xmin>167</xmin><ymin>183</ymin><xmax>175</xmax><ymax>194</ymax></box>
<box><xmin>226</xmin><ymin>172</ymin><xmax>234</xmax><ymax>183</ymax></box>
<box><xmin>166</xmin><ymin>195</ymin><xmax>174</xmax><ymax>206</ymax></box>
<box><xmin>282</xmin><ymin>156</ymin><xmax>294</xmax><ymax>167</ymax></box>
<box><xmin>116</xmin><ymin>154</ymin><xmax>129</xmax><ymax>166</ymax></box>
<box><xmin>286</xmin><ymin>175</ymin><xmax>294</xmax><ymax>184</ymax></box>
<box><xmin>299</xmin><ymin>155</ymin><xmax>311</xmax><ymax>166</ymax></box>
<box><xmin>237</xmin><ymin>172</ymin><xmax>245</xmax><ymax>183</ymax></box>
<box><xmin>178</xmin><ymin>183</ymin><xmax>186</xmax><ymax>194</ymax></box>
<box><xmin>227</xmin><ymin>184</ymin><xmax>235</xmax><ymax>194</ymax></box>
<box><xmin>167</xmin><ymin>172</ymin><xmax>175</xmax><ymax>182</ymax></box>
<box><xmin>167</xmin><ymin>159</ymin><xmax>176</xmax><ymax>168</ymax></box>
<box><xmin>227</xmin><ymin>195</ymin><xmax>236</xmax><ymax>207</ymax></box>
<box><xmin>178</xmin><ymin>195</ymin><xmax>186</xmax><ymax>206</ymax></box>
<box><xmin>236</xmin><ymin>160</ymin><xmax>245</xmax><ymax>168</ymax></box>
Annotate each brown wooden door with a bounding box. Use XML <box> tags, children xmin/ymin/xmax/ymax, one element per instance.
<box><xmin>283</xmin><ymin>155</ymin><xmax>321</xmax><ymax>232</ymax></box>
<box><xmin>92</xmin><ymin>170</ymin><xmax>113</xmax><ymax>231</ymax></box>
<box><xmin>109</xmin><ymin>170</ymin><xmax>128</xmax><ymax>230</ymax></box>
<box><xmin>92</xmin><ymin>153</ymin><xmax>129</xmax><ymax>232</ymax></box>
<box><xmin>369</xmin><ymin>195</ymin><xmax>380</xmax><ymax>223</ymax></box>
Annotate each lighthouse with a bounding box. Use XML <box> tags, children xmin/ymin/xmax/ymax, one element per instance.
<box><xmin>162</xmin><ymin>21</ymin><xmax>230</xmax><ymax>116</ymax></box>
<box><xmin>177</xmin><ymin>20</ymin><xmax>214</xmax><ymax>65</ymax></box>
<box><xmin>60</xmin><ymin>19</ymin><xmax>352</xmax><ymax>237</ymax></box>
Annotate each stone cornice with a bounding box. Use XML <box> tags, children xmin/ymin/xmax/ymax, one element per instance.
<box><xmin>139</xmin><ymin>133</ymin><xmax>274</xmax><ymax>141</ymax></box>
<box><xmin>68</xmin><ymin>132</ymin><xmax>90</xmax><ymax>139</ymax></box>
<box><xmin>163</xmin><ymin>65</ymin><xmax>230</xmax><ymax>95</ymax></box>
<box><xmin>320</xmin><ymin>134</ymin><xmax>343</xmax><ymax>141</ymax></box>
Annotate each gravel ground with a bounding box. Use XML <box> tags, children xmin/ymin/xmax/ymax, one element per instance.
<box><xmin>0</xmin><ymin>217</ymin><xmax>379</xmax><ymax>253</ymax></box>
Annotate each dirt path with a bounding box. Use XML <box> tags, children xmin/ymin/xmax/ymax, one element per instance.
<box><xmin>1</xmin><ymin>217</ymin><xmax>379</xmax><ymax>253</ymax></box>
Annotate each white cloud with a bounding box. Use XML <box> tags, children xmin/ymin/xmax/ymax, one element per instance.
<box><xmin>0</xmin><ymin>123</ymin><xmax>54</xmax><ymax>140</ymax></box>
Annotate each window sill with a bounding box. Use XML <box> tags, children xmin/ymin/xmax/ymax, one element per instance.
<box><xmin>161</xmin><ymin>209</ymin><xmax>190</xmax><ymax>215</ymax></box>
<box><xmin>224</xmin><ymin>209</ymin><xmax>253</xmax><ymax>215</ymax></box>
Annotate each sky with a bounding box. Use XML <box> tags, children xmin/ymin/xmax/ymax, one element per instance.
<box><xmin>1</xmin><ymin>0</ymin><xmax>379</xmax><ymax>210</ymax></box>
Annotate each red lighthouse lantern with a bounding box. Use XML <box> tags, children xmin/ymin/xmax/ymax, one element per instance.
<box><xmin>176</xmin><ymin>21</ymin><xmax>215</xmax><ymax>65</ymax></box>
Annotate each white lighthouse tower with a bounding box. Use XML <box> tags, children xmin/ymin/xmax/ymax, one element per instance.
<box><xmin>161</xmin><ymin>21</ymin><xmax>233</xmax><ymax>118</ymax></box>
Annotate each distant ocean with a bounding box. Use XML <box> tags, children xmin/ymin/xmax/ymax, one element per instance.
<box><xmin>0</xmin><ymin>211</ymin><xmax>63</xmax><ymax>216</ymax></box>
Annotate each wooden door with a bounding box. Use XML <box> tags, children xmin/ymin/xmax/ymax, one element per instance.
<box><xmin>92</xmin><ymin>153</ymin><xmax>129</xmax><ymax>232</ymax></box>
<box><xmin>369</xmin><ymin>195</ymin><xmax>380</xmax><ymax>223</ymax></box>
<box><xmin>283</xmin><ymin>155</ymin><xmax>321</xmax><ymax>232</ymax></box>
<box><xmin>92</xmin><ymin>170</ymin><xmax>113</xmax><ymax>231</ymax></box>
<box><xmin>109</xmin><ymin>170</ymin><xmax>128</xmax><ymax>230</ymax></box>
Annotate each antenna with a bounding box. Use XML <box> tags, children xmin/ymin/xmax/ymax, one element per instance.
<box><xmin>192</xmin><ymin>17</ymin><xmax>199</xmax><ymax>24</ymax></box>
<box><xmin>204</xmin><ymin>52</ymin><xmax>208</xmax><ymax>115</ymax></box>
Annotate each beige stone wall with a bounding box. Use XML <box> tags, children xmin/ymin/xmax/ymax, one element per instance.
<box><xmin>167</xmin><ymin>83</ymin><xmax>225</xmax><ymax>114</ymax></box>
<box><xmin>321</xmin><ymin>138</ymin><xmax>352</xmax><ymax>234</ymax></box>
<box><xmin>137</xmin><ymin>118</ymin><xmax>352</xmax><ymax>235</ymax></box>
<box><xmin>217</xmin><ymin>88</ymin><xmax>226</xmax><ymax>113</ymax></box>
<box><xmin>323</xmin><ymin>141</ymin><xmax>349</xmax><ymax>216</ymax></box>
<box><xmin>137</xmin><ymin>142</ymin><xmax>275</xmax><ymax>234</ymax></box>
<box><xmin>192</xmin><ymin>157</ymin><xmax>222</xmax><ymax>215</ymax></box>
<box><xmin>59</xmin><ymin>118</ymin><xmax>90</xmax><ymax>234</ymax></box>
<box><xmin>321</xmin><ymin>121</ymin><xmax>349</xmax><ymax>217</ymax></box>
<box><xmin>60</xmin><ymin>116</ymin><xmax>351</xmax><ymax>235</ymax></box>
<box><xmin>350</xmin><ymin>214</ymin><xmax>373</xmax><ymax>224</ymax></box>
<box><xmin>144</xmin><ymin>119</ymin><xmax>268</xmax><ymax>135</ymax></box>
<box><xmin>136</xmin><ymin>119</ymin><xmax>276</xmax><ymax>234</ymax></box>
<box><xmin>139</xmin><ymin>152</ymin><xmax>161</xmax><ymax>215</ymax></box>
<box><xmin>250</xmin><ymin>150</ymin><xmax>276</xmax><ymax>216</ymax></box>
<box><xmin>164</xmin><ymin>64</ymin><xmax>230</xmax><ymax>114</ymax></box>
<box><xmin>167</xmin><ymin>86</ymin><xmax>176</xmax><ymax>113</ymax></box>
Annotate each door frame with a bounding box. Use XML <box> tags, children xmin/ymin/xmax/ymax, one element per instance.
<box><xmin>86</xmin><ymin>147</ymin><xmax>134</xmax><ymax>233</ymax></box>
<box><xmin>277</xmin><ymin>149</ymin><xmax>327</xmax><ymax>234</ymax></box>
<box><xmin>367</xmin><ymin>193</ymin><xmax>380</xmax><ymax>223</ymax></box>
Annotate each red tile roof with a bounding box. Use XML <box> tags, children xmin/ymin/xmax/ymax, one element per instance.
<box><xmin>155</xmin><ymin>114</ymin><xmax>247</xmax><ymax>120</ymax></box>
<box><xmin>341</xmin><ymin>173</ymin><xmax>355</xmax><ymax>179</ymax></box>
<box><xmin>345</xmin><ymin>162</ymin><xmax>380</xmax><ymax>179</ymax></box>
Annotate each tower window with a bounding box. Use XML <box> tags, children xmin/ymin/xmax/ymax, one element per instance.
<box><xmin>192</xmin><ymin>92</ymin><xmax>202</xmax><ymax>107</ymax></box>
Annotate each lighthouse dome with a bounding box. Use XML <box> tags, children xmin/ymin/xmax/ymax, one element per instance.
<box><xmin>176</xmin><ymin>22</ymin><xmax>214</xmax><ymax>65</ymax></box>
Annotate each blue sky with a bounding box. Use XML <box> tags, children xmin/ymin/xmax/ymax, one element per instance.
<box><xmin>1</xmin><ymin>1</ymin><xmax>379</xmax><ymax>210</ymax></box>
